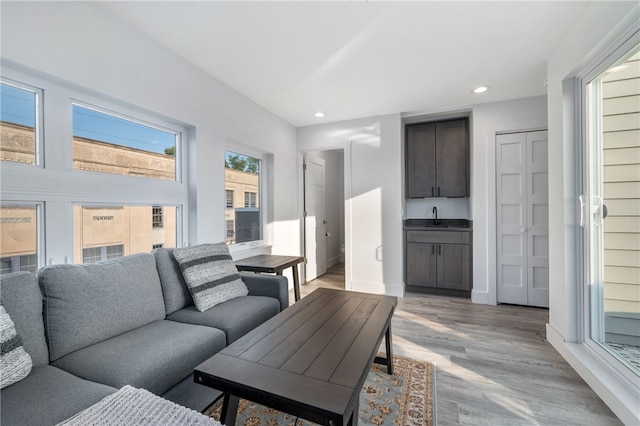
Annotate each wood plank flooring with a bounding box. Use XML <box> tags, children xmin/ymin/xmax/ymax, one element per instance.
<box><xmin>293</xmin><ymin>263</ymin><xmax>622</xmax><ymax>426</ymax></box>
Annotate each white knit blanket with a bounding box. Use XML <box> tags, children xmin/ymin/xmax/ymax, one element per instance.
<box><xmin>56</xmin><ymin>385</ymin><xmax>222</xmax><ymax>426</ymax></box>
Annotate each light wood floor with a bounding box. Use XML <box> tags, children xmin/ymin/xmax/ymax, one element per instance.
<box><xmin>292</xmin><ymin>263</ymin><xmax>622</xmax><ymax>426</ymax></box>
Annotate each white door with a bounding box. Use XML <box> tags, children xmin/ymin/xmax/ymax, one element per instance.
<box><xmin>496</xmin><ymin>130</ymin><xmax>549</xmax><ymax>307</ymax></box>
<box><xmin>304</xmin><ymin>156</ymin><xmax>326</xmax><ymax>281</ymax></box>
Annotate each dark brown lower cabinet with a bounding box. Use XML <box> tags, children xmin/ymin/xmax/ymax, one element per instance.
<box><xmin>405</xmin><ymin>230</ymin><xmax>472</xmax><ymax>297</ymax></box>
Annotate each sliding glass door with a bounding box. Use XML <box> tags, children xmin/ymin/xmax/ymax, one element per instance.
<box><xmin>583</xmin><ymin>39</ymin><xmax>640</xmax><ymax>375</ymax></box>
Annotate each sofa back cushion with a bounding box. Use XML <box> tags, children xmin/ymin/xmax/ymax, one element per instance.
<box><xmin>152</xmin><ymin>248</ymin><xmax>193</xmax><ymax>315</ymax></box>
<box><xmin>0</xmin><ymin>272</ymin><xmax>49</xmax><ymax>366</ymax></box>
<box><xmin>38</xmin><ymin>253</ymin><xmax>166</xmax><ymax>362</ymax></box>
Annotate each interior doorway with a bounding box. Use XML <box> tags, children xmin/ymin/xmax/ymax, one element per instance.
<box><xmin>303</xmin><ymin>149</ymin><xmax>345</xmax><ymax>284</ymax></box>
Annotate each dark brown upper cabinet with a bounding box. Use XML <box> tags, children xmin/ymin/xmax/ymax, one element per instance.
<box><xmin>405</xmin><ymin>118</ymin><xmax>469</xmax><ymax>198</ymax></box>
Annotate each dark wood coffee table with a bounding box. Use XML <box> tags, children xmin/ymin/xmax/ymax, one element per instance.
<box><xmin>194</xmin><ymin>288</ymin><xmax>397</xmax><ymax>426</ymax></box>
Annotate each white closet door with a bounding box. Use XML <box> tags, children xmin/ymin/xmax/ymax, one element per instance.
<box><xmin>497</xmin><ymin>133</ymin><xmax>528</xmax><ymax>305</ymax></box>
<box><xmin>526</xmin><ymin>131</ymin><xmax>549</xmax><ymax>307</ymax></box>
<box><xmin>496</xmin><ymin>131</ymin><xmax>549</xmax><ymax>307</ymax></box>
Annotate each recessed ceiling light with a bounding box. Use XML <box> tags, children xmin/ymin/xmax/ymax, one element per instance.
<box><xmin>472</xmin><ymin>86</ymin><xmax>490</xmax><ymax>94</ymax></box>
<box><xmin>314</xmin><ymin>112</ymin><xmax>325</xmax><ymax>118</ymax></box>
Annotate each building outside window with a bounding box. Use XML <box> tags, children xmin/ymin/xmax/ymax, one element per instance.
<box><xmin>0</xmin><ymin>205</ymin><xmax>39</xmax><ymax>275</ymax></box>
<box><xmin>226</xmin><ymin>220</ymin><xmax>234</xmax><ymax>239</ymax></box>
<box><xmin>152</xmin><ymin>206</ymin><xmax>163</xmax><ymax>228</ymax></box>
<box><xmin>226</xmin><ymin>190</ymin><xmax>234</xmax><ymax>209</ymax></box>
<box><xmin>74</xmin><ymin>205</ymin><xmax>177</xmax><ymax>263</ymax></box>
<box><xmin>224</xmin><ymin>150</ymin><xmax>262</xmax><ymax>245</ymax></box>
<box><xmin>0</xmin><ymin>80</ymin><xmax>40</xmax><ymax>166</ymax></box>
<box><xmin>244</xmin><ymin>192</ymin><xmax>257</xmax><ymax>208</ymax></box>
<box><xmin>72</xmin><ymin>104</ymin><xmax>177</xmax><ymax>181</ymax></box>
<box><xmin>82</xmin><ymin>244</ymin><xmax>124</xmax><ymax>264</ymax></box>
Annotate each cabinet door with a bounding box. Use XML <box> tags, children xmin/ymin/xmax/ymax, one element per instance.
<box><xmin>406</xmin><ymin>123</ymin><xmax>436</xmax><ymax>198</ymax></box>
<box><xmin>406</xmin><ymin>242</ymin><xmax>437</xmax><ymax>287</ymax></box>
<box><xmin>436</xmin><ymin>119</ymin><xmax>469</xmax><ymax>197</ymax></box>
<box><xmin>437</xmin><ymin>243</ymin><xmax>471</xmax><ymax>290</ymax></box>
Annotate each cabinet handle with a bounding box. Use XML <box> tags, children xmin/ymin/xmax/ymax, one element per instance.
<box><xmin>438</xmin><ymin>245</ymin><xmax>441</xmax><ymax>255</ymax></box>
<box><xmin>431</xmin><ymin>187</ymin><xmax>434</xmax><ymax>197</ymax></box>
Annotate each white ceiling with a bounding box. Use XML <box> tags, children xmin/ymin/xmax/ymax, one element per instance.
<box><xmin>101</xmin><ymin>1</ymin><xmax>592</xmax><ymax>127</ymax></box>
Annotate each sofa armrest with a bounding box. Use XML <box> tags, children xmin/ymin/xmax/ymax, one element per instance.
<box><xmin>240</xmin><ymin>272</ymin><xmax>289</xmax><ymax>311</ymax></box>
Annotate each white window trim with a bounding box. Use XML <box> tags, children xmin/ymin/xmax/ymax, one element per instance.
<box><xmin>1</xmin><ymin>76</ymin><xmax>44</xmax><ymax>167</ymax></box>
<box><xmin>224</xmin><ymin>141</ymin><xmax>270</xmax><ymax>254</ymax></box>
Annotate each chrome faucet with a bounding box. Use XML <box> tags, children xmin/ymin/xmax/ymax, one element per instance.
<box><xmin>432</xmin><ymin>206</ymin><xmax>439</xmax><ymax>225</ymax></box>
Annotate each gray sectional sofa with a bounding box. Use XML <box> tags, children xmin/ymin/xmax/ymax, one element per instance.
<box><xmin>0</xmin><ymin>248</ymin><xmax>288</xmax><ymax>426</ymax></box>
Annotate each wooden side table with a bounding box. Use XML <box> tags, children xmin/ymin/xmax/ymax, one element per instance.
<box><xmin>234</xmin><ymin>255</ymin><xmax>304</xmax><ymax>302</ymax></box>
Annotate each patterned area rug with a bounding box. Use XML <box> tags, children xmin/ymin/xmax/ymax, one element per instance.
<box><xmin>204</xmin><ymin>355</ymin><xmax>434</xmax><ymax>426</ymax></box>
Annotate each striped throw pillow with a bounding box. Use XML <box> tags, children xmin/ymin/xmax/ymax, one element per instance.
<box><xmin>1</xmin><ymin>303</ymin><xmax>33</xmax><ymax>389</ymax></box>
<box><xmin>173</xmin><ymin>243</ymin><xmax>248</xmax><ymax>312</ymax></box>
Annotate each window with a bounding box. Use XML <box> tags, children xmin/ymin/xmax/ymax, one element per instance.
<box><xmin>0</xmin><ymin>66</ymin><xmax>188</xmax><ymax>268</ymax></box>
<box><xmin>244</xmin><ymin>192</ymin><xmax>257</xmax><ymax>208</ymax></box>
<box><xmin>226</xmin><ymin>220</ymin><xmax>235</xmax><ymax>243</ymax></box>
<box><xmin>0</xmin><ymin>205</ymin><xmax>39</xmax><ymax>275</ymax></box>
<box><xmin>152</xmin><ymin>207</ymin><xmax>163</xmax><ymax>228</ymax></box>
<box><xmin>226</xmin><ymin>190</ymin><xmax>234</xmax><ymax>209</ymax></box>
<box><xmin>72</xmin><ymin>104</ymin><xmax>177</xmax><ymax>180</ymax></box>
<box><xmin>0</xmin><ymin>80</ymin><xmax>39</xmax><ymax>165</ymax></box>
<box><xmin>582</xmin><ymin>41</ymin><xmax>640</xmax><ymax>376</ymax></box>
<box><xmin>224</xmin><ymin>150</ymin><xmax>262</xmax><ymax>245</ymax></box>
<box><xmin>82</xmin><ymin>244</ymin><xmax>124</xmax><ymax>264</ymax></box>
<box><xmin>74</xmin><ymin>204</ymin><xmax>178</xmax><ymax>264</ymax></box>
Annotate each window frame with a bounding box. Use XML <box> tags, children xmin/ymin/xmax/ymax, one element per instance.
<box><xmin>224</xmin><ymin>145</ymin><xmax>268</xmax><ymax>253</ymax></box>
<box><xmin>0</xmin><ymin>77</ymin><xmax>44</xmax><ymax>167</ymax></box>
<box><xmin>0</xmin><ymin>201</ymin><xmax>44</xmax><ymax>274</ymax></box>
<box><xmin>577</xmin><ymin>30</ymin><xmax>640</xmax><ymax>388</ymax></box>
<box><xmin>0</xmin><ymin>65</ymin><xmax>190</xmax><ymax>267</ymax></box>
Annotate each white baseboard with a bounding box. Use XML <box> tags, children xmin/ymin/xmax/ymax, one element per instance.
<box><xmin>471</xmin><ymin>289</ymin><xmax>490</xmax><ymax>305</ymax></box>
<box><xmin>348</xmin><ymin>280</ymin><xmax>404</xmax><ymax>297</ymax></box>
<box><xmin>327</xmin><ymin>255</ymin><xmax>343</xmax><ymax>268</ymax></box>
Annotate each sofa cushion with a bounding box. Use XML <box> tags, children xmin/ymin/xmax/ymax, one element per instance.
<box><xmin>0</xmin><ymin>272</ymin><xmax>49</xmax><ymax>366</ymax></box>
<box><xmin>38</xmin><ymin>253</ymin><xmax>166</xmax><ymax>362</ymax></box>
<box><xmin>0</xmin><ymin>304</ymin><xmax>33</xmax><ymax>389</ymax></box>
<box><xmin>173</xmin><ymin>243</ymin><xmax>248</xmax><ymax>312</ymax></box>
<box><xmin>52</xmin><ymin>319</ymin><xmax>226</xmax><ymax>395</ymax></box>
<box><xmin>153</xmin><ymin>247</ymin><xmax>193</xmax><ymax>315</ymax></box>
<box><xmin>0</xmin><ymin>365</ymin><xmax>116</xmax><ymax>426</ymax></box>
<box><xmin>167</xmin><ymin>295</ymin><xmax>280</xmax><ymax>344</ymax></box>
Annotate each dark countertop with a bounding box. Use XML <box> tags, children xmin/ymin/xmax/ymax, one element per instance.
<box><xmin>404</xmin><ymin>218</ymin><xmax>472</xmax><ymax>231</ymax></box>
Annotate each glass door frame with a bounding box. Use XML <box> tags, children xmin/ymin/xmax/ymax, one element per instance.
<box><xmin>578</xmin><ymin>31</ymin><xmax>640</xmax><ymax>387</ymax></box>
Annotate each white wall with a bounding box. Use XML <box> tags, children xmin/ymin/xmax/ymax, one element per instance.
<box><xmin>545</xmin><ymin>2</ymin><xmax>639</xmax><ymax>424</ymax></box>
<box><xmin>0</xmin><ymin>2</ymin><xmax>299</xmax><ymax>261</ymax></box>
<box><xmin>298</xmin><ymin>114</ymin><xmax>404</xmax><ymax>296</ymax></box>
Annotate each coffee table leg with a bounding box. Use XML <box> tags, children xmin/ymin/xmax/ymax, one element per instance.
<box><xmin>291</xmin><ymin>265</ymin><xmax>301</xmax><ymax>302</ymax></box>
<box><xmin>221</xmin><ymin>393</ymin><xmax>239</xmax><ymax>425</ymax></box>
<box><xmin>385</xmin><ymin>324</ymin><xmax>394</xmax><ymax>375</ymax></box>
<box><xmin>347</xmin><ymin>398</ymin><xmax>359</xmax><ymax>426</ymax></box>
